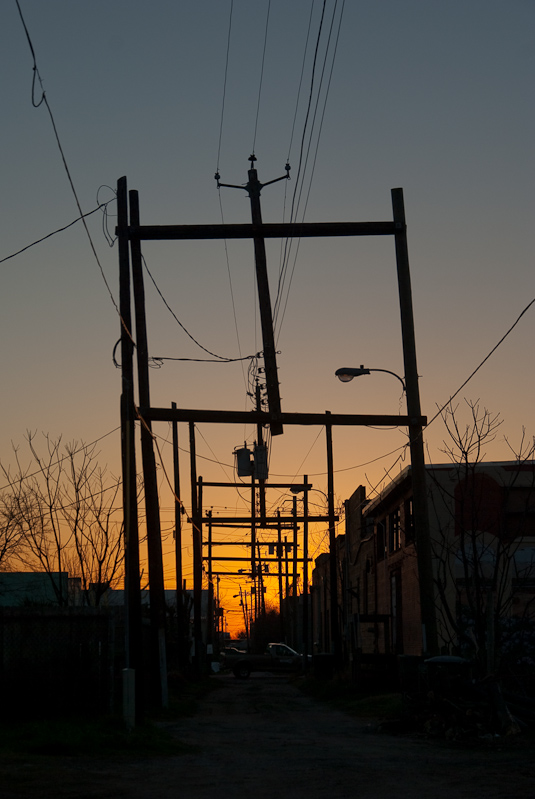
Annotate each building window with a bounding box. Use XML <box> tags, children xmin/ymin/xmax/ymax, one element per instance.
<box><xmin>376</xmin><ymin>520</ymin><xmax>386</xmax><ymax>561</ymax></box>
<box><xmin>505</xmin><ymin>487</ymin><xmax>535</xmax><ymax>538</ymax></box>
<box><xmin>390</xmin><ymin>570</ymin><xmax>403</xmax><ymax>654</ymax></box>
<box><xmin>389</xmin><ymin>508</ymin><xmax>401</xmax><ymax>552</ymax></box>
<box><xmin>404</xmin><ymin>498</ymin><xmax>414</xmax><ymax>543</ymax></box>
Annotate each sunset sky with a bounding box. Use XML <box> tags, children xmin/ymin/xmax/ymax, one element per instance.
<box><xmin>1</xmin><ymin>1</ymin><xmax>533</xmax><ymax>632</ymax></box>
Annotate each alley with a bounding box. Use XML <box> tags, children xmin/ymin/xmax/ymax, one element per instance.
<box><xmin>2</xmin><ymin>673</ymin><xmax>534</xmax><ymax>798</ymax></box>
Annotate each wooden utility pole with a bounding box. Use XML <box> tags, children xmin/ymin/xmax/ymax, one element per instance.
<box><xmin>189</xmin><ymin>425</ymin><xmax>203</xmax><ymax>674</ymax></box>
<box><xmin>171</xmin><ymin>402</ymin><xmax>187</xmax><ymax>669</ymax></box>
<box><xmin>256</xmin><ymin>382</ymin><xmax>267</xmax><ymax>523</ymax></box>
<box><xmin>284</xmin><ymin>536</ymin><xmax>290</xmax><ymax>617</ymax></box>
<box><xmin>216</xmin><ymin>157</ymin><xmax>289</xmax><ymax>436</ymax></box>
<box><xmin>129</xmin><ymin>189</ymin><xmax>168</xmax><ymax>708</ymax></box>
<box><xmin>326</xmin><ymin>412</ymin><xmax>341</xmax><ymax>664</ymax></box>
<box><xmin>251</xmin><ymin>475</ymin><xmax>256</xmax><ymax>580</ymax></box>
<box><xmin>302</xmin><ymin>477</ymin><xmax>310</xmax><ymax>668</ymax></box>
<box><xmin>277</xmin><ymin>511</ymin><xmax>284</xmax><ymax>640</ymax></box>
<box><xmin>207</xmin><ymin>510</ymin><xmax>214</xmax><ymax>653</ymax></box>
<box><xmin>292</xmin><ymin>496</ymin><xmax>298</xmax><ymax>648</ymax></box>
<box><xmin>392</xmin><ymin>188</ymin><xmax>438</xmax><ymax>656</ymax></box>
<box><xmin>117</xmin><ymin>177</ymin><xmax>143</xmax><ymax>719</ymax></box>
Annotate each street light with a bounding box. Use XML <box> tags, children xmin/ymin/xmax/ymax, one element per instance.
<box><xmin>335</xmin><ymin>360</ymin><xmax>438</xmax><ymax>656</ymax></box>
<box><xmin>335</xmin><ymin>365</ymin><xmax>406</xmax><ymax>391</ymax></box>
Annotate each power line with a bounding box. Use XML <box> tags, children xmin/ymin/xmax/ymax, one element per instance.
<box><xmin>275</xmin><ymin>1</ymin><xmax>345</xmax><ymax>337</ymax></box>
<box><xmin>251</xmin><ymin>0</ymin><xmax>272</xmax><ymax>156</ymax></box>
<box><xmin>15</xmin><ymin>0</ymin><xmax>123</xmax><ymax>326</ymax></box>
<box><xmin>425</xmin><ymin>295</ymin><xmax>535</xmax><ymax>430</ymax></box>
<box><xmin>141</xmin><ymin>254</ymin><xmax>257</xmax><ymax>363</ymax></box>
<box><xmin>0</xmin><ymin>204</ymin><xmax>110</xmax><ymax>265</ymax></box>
<box><xmin>213</xmin><ymin>3</ymin><xmax>257</xmax><ymax>396</ymax></box>
<box><xmin>216</xmin><ymin>0</ymin><xmax>234</xmax><ymax>173</ymax></box>
<box><xmin>285</xmin><ymin>1</ymin><xmax>316</xmax><ymax>164</ymax></box>
<box><xmin>215</xmin><ymin>193</ymin><xmax>250</xmax><ymax>387</ymax></box>
<box><xmin>289</xmin><ymin>0</ymin><xmax>340</xmax><ymax>228</ymax></box>
<box><xmin>289</xmin><ymin>292</ymin><xmax>535</xmax><ymax>481</ymax></box>
<box><xmin>274</xmin><ymin>0</ymin><xmax>330</xmax><ymax>330</ymax></box>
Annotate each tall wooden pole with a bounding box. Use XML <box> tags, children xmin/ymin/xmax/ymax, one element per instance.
<box><xmin>256</xmin><ymin>382</ymin><xmax>267</xmax><ymax>524</ymax></box>
<box><xmin>284</xmin><ymin>536</ymin><xmax>289</xmax><ymax>618</ymax></box>
<box><xmin>302</xmin><ymin>476</ymin><xmax>309</xmax><ymax>668</ymax></box>
<box><xmin>251</xmin><ymin>476</ymin><xmax>256</xmax><ymax>580</ymax></box>
<box><xmin>171</xmin><ymin>403</ymin><xmax>187</xmax><ymax>669</ymax></box>
<box><xmin>246</xmin><ymin>163</ymin><xmax>283</xmax><ymax>436</ymax></box>
<box><xmin>129</xmin><ymin>190</ymin><xmax>168</xmax><ymax>708</ymax></box>
<box><xmin>189</xmin><ymin>424</ymin><xmax>203</xmax><ymax>673</ymax></box>
<box><xmin>117</xmin><ymin>177</ymin><xmax>143</xmax><ymax>717</ymax></box>
<box><xmin>207</xmin><ymin>510</ymin><xmax>214</xmax><ymax>652</ymax></box>
<box><xmin>391</xmin><ymin>188</ymin><xmax>438</xmax><ymax>656</ymax></box>
<box><xmin>326</xmin><ymin>412</ymin><xmax>341</xmax><ymax>664</ymax></box>
<box><xmin>277</xmin><ymin>511</ymin><xmax>284</xmax><ymax>640</ymax></box>
<box><xmin>292</xmin><ymin>496</ymin><xmax>298</xmax><ymax>649</ymax></box>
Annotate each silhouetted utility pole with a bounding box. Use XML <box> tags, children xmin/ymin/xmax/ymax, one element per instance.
<box><xmin>302</xmin><ymin>477</ymin><xmax>310</xmax><ymax>668</ymax></box>
<box><xmin>284</xmin><ymin>536</ymin><xmax>290</xmax><ymax>622</ymax></box>
<box><xmin>129</xmin><ymin>190</ymin><xmax>168</xmax><ymax>708</ymax></box>
<box><xmin>171</xmin><ymin>403</ymin><xmax>188</xmax><ymax>670</ymax></box>
<box><xmin>117</xmin><ymin>177</ymin><xmax>143</xmax><ymax>721</ymax></box>
<box><xmin>251</xmin><ymin>470</ymin><xmax>256</xmax><ymax>586</ymax></box>
<box><xmin>326</xmin><ymin>412</ymin><xmax>341</xmax><ymax>664</ymax></box>
<box><xmin>392</xmin><ymin>188</ymin><xmax>438</xmax><ymax>656</ymax></box>
<box><xmin>292</xmin><ymin>496</ymin><xmax>298</xmax><ymax>648</ymax></box>
<box><xmin>277</xmin><ymin>511</ymin><xmax>284</xmax><ymax>639</ymax></box>
<box><xmin>216</xmin><ymin>157</ymin><xmax>289</xmax><ymax>436</ymax></box>
<box><xmin>207</xmin><ymin>510</ymin><xmax>214</xmax><ymax>654</ymax></box>
<box><xmin>189</xmin><ymin>424</ymin><xmax>203</xmax><ymax>674</ymax></box>
<box><xmin>257</xmin><ymin>542</ymin><xmax>266</xmax><ymax>617</ymax></box>
<box><xmin>256</xmin><ymin>382</ymin><xmax>267</xmax><ymax>524</ymax></box>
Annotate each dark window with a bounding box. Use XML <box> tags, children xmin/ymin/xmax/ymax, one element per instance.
<box><xmin>504</xmin><ymin>487</ymin><xmax>535</xmax><ymax>538</ymax></box>
<box><xmin>391</xmin><ymin>570</ymin><xmax>404</xmax><ymax>654</ymax></box>
<box><xmin>404</xmin><ymin>498</ymin><xmax>414</xmax><ymax>543</ymax></box>
<box><xmin>389</xmin><ymin>508</ymin><xmax>401</xmax><ymax>552</ymax></box>
<box><xmin>376</xmin><ymin>520</ymin><xmax>385</xmax><ymax>561</ymax></box>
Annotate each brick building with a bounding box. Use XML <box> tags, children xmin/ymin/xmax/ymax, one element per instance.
<box><xmin>312</xmin><ymin>462</ymin><xmax>535</xmax><ymax>666</ymax></box>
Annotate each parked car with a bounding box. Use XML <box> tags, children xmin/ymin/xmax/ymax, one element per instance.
<box><xmin>222</xmin><ymin>642</ymin><xmax>310</xmax><ymax>679</ymax></box>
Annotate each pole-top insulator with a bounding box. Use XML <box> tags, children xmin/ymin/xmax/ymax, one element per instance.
<box><xmin>249</xmin><ymin>153</ymin><xmax>257</xmax><ymax>164</ymax></box>
<box><xmin>285</xmin><ymin>163</ymin><xmax>291</xmax><ymax>173</ymax></box>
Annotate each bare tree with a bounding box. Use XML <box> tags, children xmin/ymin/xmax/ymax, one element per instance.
<box><xmin>65</xmin><ymin>461</ymin><xmax>124</xmax><ymax>606</ymax></box>
<box><xmin>428</xmin><ymin>400</ymin><xmax>535</xmax><ymax>674</ymax></box>
<box><xmin>0</xmin><ymin>492</ymin><xmax>25</xmax><ymax>569</ymax></box>
<box><xmin>0</xmin><ymin>433</ymin><xmax>123</xmax><ymax>606</ymax></box>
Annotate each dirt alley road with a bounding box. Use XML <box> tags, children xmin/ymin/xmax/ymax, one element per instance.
<box><xmin>3</xmin><ymin>672</ymin><xmax>535</xmax><ymax>798</ymax></box>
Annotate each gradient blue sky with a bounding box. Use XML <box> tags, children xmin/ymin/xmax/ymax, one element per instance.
<box><xmin>1</xmin><ymin>1</ymin><xmax>533</xmax><ymax>623</ymax></box>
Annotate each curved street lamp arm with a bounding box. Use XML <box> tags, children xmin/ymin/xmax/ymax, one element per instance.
<box><xmin>368</xmin><ymin>368</ymin><xmax>406</xmax><ymax>391</ymax></box>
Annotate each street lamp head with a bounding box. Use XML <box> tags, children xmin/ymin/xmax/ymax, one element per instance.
<box><xmin>335</xmin><ymin>365</ymin><xmax>370</xmax><ymax>382</ymax></box>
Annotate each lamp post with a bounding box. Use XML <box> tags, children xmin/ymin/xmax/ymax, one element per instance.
<box><xmin>335</xmin><ymin>363</ymin><xmax>438</xmax><ymax>657</ymax></box>
<box><xmin>335</xmin><ymin>366</ymin><xmax>405</xmax><ymax>391</ymax></box>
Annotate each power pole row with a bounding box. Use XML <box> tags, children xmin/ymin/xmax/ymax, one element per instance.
<box><xmin>117</xmin><ymin>165</ymin><xmax>436</xmax><ymax>723</ymax></box>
